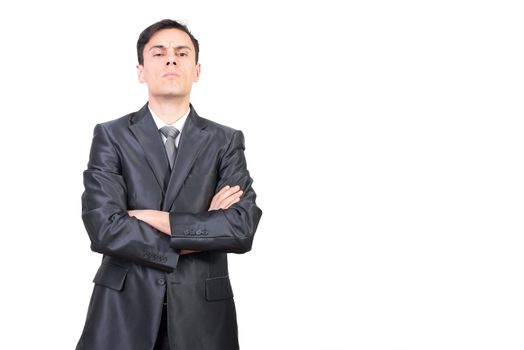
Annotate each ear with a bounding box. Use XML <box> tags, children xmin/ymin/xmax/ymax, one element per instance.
<box><xmin>193</xmin><ymin>63</ymin><xmax>201</xmax><ymax>82</ymax></box>
<box><xmin>136</xmin><ymin>64</ymin><xmax>145</xmax><ymax>83</ymax></box>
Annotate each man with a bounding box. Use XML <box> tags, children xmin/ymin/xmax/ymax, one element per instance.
<box><xmin>76</xmin><ymin>19</ymin><xmax>262</xmax><ymax>350</ymax></box>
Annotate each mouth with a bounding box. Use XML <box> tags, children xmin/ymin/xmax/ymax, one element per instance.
<box><xmin>163</xmin><ymin>72</ymin><xmax>179</xmax><ymax>78</ymax></box>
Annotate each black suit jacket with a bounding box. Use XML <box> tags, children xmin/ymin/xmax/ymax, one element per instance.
<box><xmin>76</xmin><ymin>104</ymin><xmax>262</xmax><ymax>350</ymax></box>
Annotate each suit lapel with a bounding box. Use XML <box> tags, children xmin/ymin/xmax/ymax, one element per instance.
<box><xmin>163</xmin><ymin>107</ymin><xmax>209</xmax><ymax>211</ymax></box>
<box><xmin>129</xmin><ymin>104</ymin><xmax>170</xmax><ymax>194</ymax></box>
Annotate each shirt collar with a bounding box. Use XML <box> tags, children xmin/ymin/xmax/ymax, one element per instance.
<box><xmin>149</xmin><ymin>105</ymin><xmax>190</xmax><ymax>134</ymax></box>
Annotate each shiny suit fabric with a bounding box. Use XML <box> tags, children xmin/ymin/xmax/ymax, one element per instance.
<box><xmin>76</xmin><ymin>104</ymin><xmax>262</xmax><ymax>350</ymax></box>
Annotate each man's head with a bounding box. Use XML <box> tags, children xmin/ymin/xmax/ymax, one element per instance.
<box><xmin>137</xmin><ymin>19</ymin><xmax>199</xmax><ymax>65</ymax></box>
<box><xmin>136</xmin><ymin>19</ymin><xmax>201</xmax><ymax>101</ymax></box>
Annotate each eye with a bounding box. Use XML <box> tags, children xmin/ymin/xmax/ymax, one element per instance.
<box><xmin>153</xmin><ymin>53</ymin><xmax>164</xmax><ymax>57</ymax></box>
<box><xmin>176</xmin><ymin>52</ymin><xmax>189</xmax><ymax>57</ymax></box>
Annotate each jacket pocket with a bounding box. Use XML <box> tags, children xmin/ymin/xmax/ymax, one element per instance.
<box><xmin>205</xmin><ymin>275</ymin><xmax>234</xmax><ymax>301</ymax></box>
<box><xmin>93</xmin><ymin>262</ymin><xmax>129</xmax><ymax>291</ymax></box>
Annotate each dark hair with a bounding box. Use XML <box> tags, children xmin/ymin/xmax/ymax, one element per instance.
<box><xmin>137</xmin><ymin>19</ymin><xmax>200</xmax><ymax>65</ymax></box>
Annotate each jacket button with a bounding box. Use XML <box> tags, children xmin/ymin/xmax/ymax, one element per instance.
<box><xmin>157</xmin><ymin>278</ymin><xmax>166</xmax><ymax>286</ymax></box>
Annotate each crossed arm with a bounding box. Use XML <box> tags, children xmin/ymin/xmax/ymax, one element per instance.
<box><xmin>83</xmin><ymin>124</ymin><xmax>261</xmax><ymax>270</ymax></box>
<box><xmin>128</xmin><ymin>185</ymin><xmax>243</xmax><ymax>255</ymax></box>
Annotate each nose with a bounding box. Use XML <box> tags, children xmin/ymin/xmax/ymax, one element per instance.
<box><xmin>166</xmin><ymin>50</ymin><xmax>177</xmax><ymax>66</ymax></box>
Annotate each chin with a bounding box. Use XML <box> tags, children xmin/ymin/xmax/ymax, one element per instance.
<box><xmin>152</xmin><ymin>90</ymin><xmax>185</xmax><ymax>99</ymax></box>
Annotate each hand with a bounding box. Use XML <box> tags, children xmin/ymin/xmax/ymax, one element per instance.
<box><xmin>129</xmin><ymin>210</ymin><xmax>200</xmax><ymax>255</ymax></box>
<box><xmin>179</xmin><ymin>249</ymin><xmax>199</xmax><ymax>255</ymax></box>
<box><xmin>127</xmin><ymin>209</ymin><xmax>143</xmax><ymax>220</ymax></box>
<box><xmin>179</xmin><ymin>185</ymin><xmax>242</xmax><ymax>256</ymax></box>
<box><xmin>127</xmin><ymin>209</ymin><xmax>170</xmax><ymax>235</ymax></box>
<box><xmin>208</xmin><ymin>185</ymin><xmax>243</xmax><ymax>211</ymax></box>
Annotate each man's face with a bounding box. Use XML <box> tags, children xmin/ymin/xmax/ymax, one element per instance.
<box><xmin>137</xmin><ymin>28</ymin><xmax>200</xmax><ymax>99</ymax></box>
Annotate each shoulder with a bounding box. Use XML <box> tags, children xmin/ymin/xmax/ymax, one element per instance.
<box><xmin>191</xmin><ymin>107</ymin><xmax>242</xmax><ymax>141</ymax></box>
<box><xmin>98</xmin><ymin>110</ymin><xmax>137</xmax><ymax>131</ymax></box>
<box><xmin>97</xmin><ymin>115</ymin><xmax>127</xmax><ymax>132</ymax></box>
<box><xmin>196</xmin><ymin>114</ymin><xmax>237</xmax><ymax>135</ymax></box>
<box><xmin>91</xmin><ymin>104</ymin><xmax>148</xmax><ymax>136</ymax></box>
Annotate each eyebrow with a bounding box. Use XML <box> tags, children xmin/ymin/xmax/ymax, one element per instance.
<box><xmin>149</xmin><ymin>45</ymin><xmax>192</xmax><ymax>51</ymax></box>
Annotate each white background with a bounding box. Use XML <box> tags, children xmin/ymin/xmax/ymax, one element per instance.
<box><xmin>0</xmin><ymin>1</ymin><xmax>523</xmax><ymax>349</ymax></box>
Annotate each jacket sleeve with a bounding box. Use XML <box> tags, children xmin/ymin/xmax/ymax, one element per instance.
<box><xmin>81</xmin><ymin>124</ymin><xmax>179</xmax><ymax>271</ymax></box>
<box><xmin>169</xmin><ymin>130</ymin><xmax>262</xmax><ymax>253</ymax></box>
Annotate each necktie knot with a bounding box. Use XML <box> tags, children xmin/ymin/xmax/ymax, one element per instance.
<box><xmin>160</xmin><ymin>126</ymin><xmax>180</xmax><ymax>140</ymax></box>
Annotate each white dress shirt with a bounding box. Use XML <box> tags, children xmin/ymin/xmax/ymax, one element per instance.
<box><xmin>149</xmin><ymin>106</ymin><xmax>190</xmax><ymax>148</ymax></box>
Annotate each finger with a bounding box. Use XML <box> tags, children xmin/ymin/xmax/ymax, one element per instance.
<box><xmin>210</xmin><ymin>185</ymin><xmax>231</xmax><ymax>209</ymax></box>
<box><xmin>222</xmin><ymin>195</ymin><xmax>241</xmax><ymax>210</ymax></box>
<box><xmin>224</xmin><ymin>186</ymin><xmax>242</xmax><ymax>199</ymax></box>
<box><xmin>216</xmin><ymin>185</ymin><xmax>232</xmax><ymax>196</ymax></box>
<box><xmin>217</xmin><ymin>185</ymin><xmax>241</xmax><ymax>202</ymax></box>
<box><xmin>209</xmin><ymin>185</ymin><xmax>242</xmax><ymax>211</ymax></box>
<box><xmin>217</xmin><ymin>191</ymin><xmax>243</xmax><ymax>209</ymax></box>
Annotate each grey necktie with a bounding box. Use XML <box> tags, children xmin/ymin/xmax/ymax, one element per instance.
<box><xmin>160</xmin><ymin>126</ymin><xmax>180</xmax><ymax>170</ymax></box>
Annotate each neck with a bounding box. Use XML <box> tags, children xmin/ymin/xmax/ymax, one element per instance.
<box><xmin>148</xmin><ymin>95</ymin><xmax>190</xmax><ymax>124</ymax></box>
